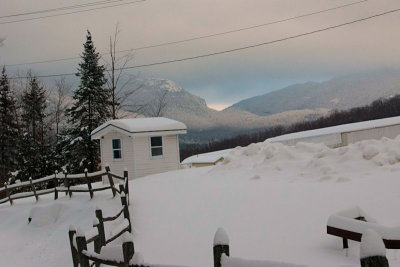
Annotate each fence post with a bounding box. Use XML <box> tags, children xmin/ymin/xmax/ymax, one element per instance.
<box><xmin>213</xmin><ymin>228</ymin><xmax>230</xmax><ymax>267</ymax></box>
<box><xmin>124</xmin><ymin>168</ymin><xmax>129</xmax><ymax>205</ymax></box>
<box><xmin>105</xmin><ymin>165</ymin><xmax>116</xmax><ymax>197</ymax></box>
<box><xmin>63</xmin><ymin>171</ymin><xmax>71</xmax><ymax>197</ymax></box>
<box><xmin>95</xmin><ymin>207</ymin><xmax>106</xmax><ymax>247</ymax></box>
<box><xmin>69</xmin><ymin>225</ymin><xmax>79</xmax><ymax>267</ymax></box>
<box><xmin>92</xmin><ymin>218</ymin><xmax>101</xmax><ymax>267</ymax></box>
<box><xmin>54</xmin><ymin>171</ymin><xmax>58</xmax><ymax>200</ymax></box>
<box><xmin>29</xmin><ymin>178</ymin><xmax>38</xmax><ymax>202</ymax></box>
<box><xmin>4</xmin><ymin>182</ymin><xmax>12</xmax><ymax>205</ymax></box>
<box><xmin>84</xmin><ymin>169</ymin><xmax>93</xmax><ymax>199</ymax></box>
<box><xmin>76</xmin><ymin>228</ymin><xmax>90</xmax><ymax>267</ymax></box>
<box><xmin>122</xmin><ymin>234</ymin><xmax>135</xmax><ymax>267</ymax></box>
<box><xmin>360</xmin><ymin>229</ymin><xmax>389</xmax><ymax>267</ymax></box>
<box><xmin>120</xmin><ymin>189</ymin><xmax>131</xmax><ymax>232</ymax></box>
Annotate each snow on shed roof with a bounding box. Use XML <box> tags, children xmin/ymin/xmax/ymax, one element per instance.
<box><xmin>181</xmin><ymin>149</ymin><xmax>232</xmax><ymax>165</ymax></box>
<box><xmin>267</xmin><ymin>116</ymin><xmax>400</xmax><ymax>144</ymax></box>
<box><xmin>91</xmin><ymin>117</ymin><xmax>187</xmax><ymax>139</ymax></box>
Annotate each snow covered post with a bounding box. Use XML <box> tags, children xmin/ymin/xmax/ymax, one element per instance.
<box><xmin>122</xmin><ymin>233</ymin><xmax>135</xmax><ymax>267</ymax></box>
<box><xmin>54</xmin><ymin>171</ymin><xmax>58</xmax><ymax>200</ymax></box>
<box><xmin>76</xmin><ymin>228</ymin><xmax>90</xmax><ymax>267</ymax></box>
<box><xmin>213</xmin><ymin>228</ymin><xmax>230</xmax><ymax>267</ymax></box>
<box><xmin>360</xmin><ymin>229</ymin><xmax>389</xmax><ymax>267</ymax></box>
<box><xmin>69</xmin><ymin>225</ymin><xmax>79</xmax><ymax>267</ymax></box>
<box><xmin>105</xmin><ymin>165</ymin><xmax>116</xmax><ymax>197</ymax></box>
<box><xmin>29</xmin><ymin>178</ymin><xmax>38</xmax><ymax>202</ymax></box>
<box><xmin>4</xmin><ymin>182</ymin><xmax>12</xmax><ymax>205</ymax></box>
<box><xmin>95</xmin><ymin>207</ymin><xmax>106</xmax><ymax>247</ymax></box>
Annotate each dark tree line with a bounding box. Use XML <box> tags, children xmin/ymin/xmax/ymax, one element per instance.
<box><xmin>0</xmin><ymin>30</ymin><xmax>138</xmax><ymax>188</ymax></box>
<box><xmin>180</xmin><ymin>95</ymin><xmax>400</xmax><ymax>161</ymax></box>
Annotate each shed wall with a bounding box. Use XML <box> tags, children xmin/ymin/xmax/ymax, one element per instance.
<box><xmin>133</xmin><ymin>135</ymin><xmax>180</xmax><ymax>178</ymax></box>
<box><xmin>343</xmin><ymin>125</ymin><xmax>400</xmax><ymax>145</ymax></box>
<box><xmin>277</xmin><ymin>133</ymin><xmax>342</xmax><ymax>147</ymax></box>
<box><xmin>100</xmin><ymin>131</ymin><xmax>135</xmax><ymax>182</ymax></box>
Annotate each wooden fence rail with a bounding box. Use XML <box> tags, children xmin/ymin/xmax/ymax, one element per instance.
<box><xmin>0</xmin><ymin>166</ymin><xmax>128</xmax><ymax>205</ymax></box>
<box><xmin>69</xmin><ymin>185</ymin><xmax>132</xmax><ymax>267</ymax></box>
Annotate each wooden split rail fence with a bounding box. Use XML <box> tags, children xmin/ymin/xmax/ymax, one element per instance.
<box><xmin>69</xmin><ymin>183</ymin><xmax>133</xmax><ymax>267</ymax></box>
<box><xmin>0</xmin><ymin>166</ymin><xmax>128</xmax><ymax>205</ymax></box>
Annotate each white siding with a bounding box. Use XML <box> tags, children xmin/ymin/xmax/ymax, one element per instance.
<box><xmin>133</xmin><ymin>135</ymin><xmax>180</xmax><ymax>178</ymax></box>
<box><xmin>344</xmin><ymin>125</ymin><xmax>400</xmax><ymax>145</ymax></box>
<box><xmin>100</xmin><ymin>131</ymin><xmax>135</xmax><ymax>182</ymax></box>
<box><xmin>277</xmin><ymin>133</ymin><xmax>342</xmax><ymax>148</ymax></box>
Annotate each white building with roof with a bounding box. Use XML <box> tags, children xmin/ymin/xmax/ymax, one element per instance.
<box><xmin>267</xmin><ymin>116</ymin><xmax>400</xmax><ymax>147</ymax></box>
<box><xmin>91</xmin><ymin>117</ymin><xmax>187</xmax><ymax>180</ymax></box>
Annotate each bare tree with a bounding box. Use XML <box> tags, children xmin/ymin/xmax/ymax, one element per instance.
<box><xmin>104</xmin><ymin>24</ymin><xmax>144</xmax><ymax>119</ymax></box>
<box><xmin>148</xmin><ymin>90</ymin><xmax>169</xmax><ymax>117</ymax></box>
<box><xmin>52</xmin><ymin>77</ymin><xmax>70</xmax><ymax>141</ymax></box>
<box><xmin>0</xmin><ymin>37</ymin><xmax>4</xmax><ymax>47</ymax></box>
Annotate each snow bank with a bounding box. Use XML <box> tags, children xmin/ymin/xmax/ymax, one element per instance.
<box><xmin>214</xmin><ymin>136</ymin><xmax>400</xmax><ymax>182</ymax></box>
<box><xmin>130</xmin><ymin>252</ymin><xmax>144</xmax><ymax>265</ymax></box>
<box><xmin>360</xmin><ymin>229</ymin><xmax>386</xmax><ymax>259</ymax></box>
<box><xmin>28</xmin><ymin>203</ymin><xmax>67</xmax><ymax>227</ymax></box>
<box><xmin>221</xmin><ymin>254</ymin><xmax>306</xmax><ymax>267</ymax></box>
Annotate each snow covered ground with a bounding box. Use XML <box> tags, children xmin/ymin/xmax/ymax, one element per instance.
<box><xmin>2</xmin><ymin>136</ymin><xmax>400</xmax><ymax>266</ymax></box>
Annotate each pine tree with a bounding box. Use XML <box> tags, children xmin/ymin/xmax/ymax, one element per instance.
<box><xmin>16</xmin><ymin>75</ymin><xmax>48</xmax><ymax>181</ymax></box>
<box><xmin>0</xmin><ymin>67</ymin><xmax>19</xmax><ymax>185</ymax></box>
<box><xmin>65</xmin><ymin>30</ymin><xmax>110</xmax><ymax>173</ymax></box>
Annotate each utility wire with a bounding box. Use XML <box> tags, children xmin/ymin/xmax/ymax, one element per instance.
<box><xmin>5</xmin><ymin>0</ymin><xmax>367</xmax><ymax>67</ymax></box>
<box><xmin>0</xmin><ymin>0</ymin><xmax>122</xmax><ymax>19</ymax></box>
<box><xmin>9</xmin><ymin>6</ymin><xmax>400</xmax><ymax>80</ymax></box>
<box><xmin>0</xmin><ymin>0</ymin><xmax>146</xmax><ymax>25</ymax></box>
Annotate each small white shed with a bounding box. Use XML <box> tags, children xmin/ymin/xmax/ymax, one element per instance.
<box><xmin>91</xmin><ymin>117</ymin><xmax>187</xmax><ymax>180</ymax></box>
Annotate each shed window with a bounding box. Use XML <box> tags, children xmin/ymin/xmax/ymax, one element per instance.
<box><xmin>112</xmin><ymin>139</ymin><xmax>122</xmax><ymax>159</ymax></box>
<box><xmin>150</xmin><ymin>136</ymin><xmax>163</xmax><ymax>157</ymax></box>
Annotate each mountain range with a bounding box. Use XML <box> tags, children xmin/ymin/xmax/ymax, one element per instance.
<box><xmin>230</xmin><ymin>69</ymin><xmax>400</xmax><ymax>116</ymax></box>
<box><xmin>127</xmin><ymin>69</ymin><xmax>400</xmax><ymax>143</ymax></box>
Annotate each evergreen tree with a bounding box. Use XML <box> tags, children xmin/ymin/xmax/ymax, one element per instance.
<box><xmin>65</xmin><ymin>30</ymin><xmax>110</xmax><ymax>173</ymax></box>
<box><xmin>16</xmin><ymin>75</ymin><xmax>48</xmax><ymax>181</ymax></box>
<box><xmin>0</xmin><ymin>67</ymin><xmax>19</xmax><ymax>185</ymax></box>
<box><xmin>21</xmin><ymin>76</ymin><xmax>47</xmax><ymax>144</ymax></box>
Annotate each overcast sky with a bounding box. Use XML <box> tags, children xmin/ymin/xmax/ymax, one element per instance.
<box><xmin>1</xmin><ymin>0</ymin><xmax>400</xmax><ymax>110</ymax></box>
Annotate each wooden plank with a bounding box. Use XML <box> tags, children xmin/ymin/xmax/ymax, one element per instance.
<box><xmin>327</xmin><ymin>225</ymin><xmax>400</xmax><ymax>249</ymax></box>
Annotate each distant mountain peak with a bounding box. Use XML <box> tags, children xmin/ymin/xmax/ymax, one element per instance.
<box><xmin>142</xmin><ymin>78</ymin><xmax>183</xmax><ymax>92</ymax></box>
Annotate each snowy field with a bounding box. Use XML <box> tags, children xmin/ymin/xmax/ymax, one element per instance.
<box><xmin>2</xmin><ymin>137</ymin><xmax>400</xmax><ymax>266</ymax></box>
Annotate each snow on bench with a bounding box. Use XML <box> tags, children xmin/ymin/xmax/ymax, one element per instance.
<box><xmin>327</xmin><ymin>206</ymin><xmax>400</xmax><ymax>249</ymax></box>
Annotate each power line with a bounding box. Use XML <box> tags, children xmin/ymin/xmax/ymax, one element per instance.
<box><xmin>0</xmin><ymin>0</ymin><xmax>122</xmax><ymax>19</ymax></box>
<box><xmin>5</xmin><ymin>0</ymin><xmax>367</xmax><ymax>67</ymax></box>
<box><xmin>0</xmin><ymin>0</ymin><xmax>146</xmax><ymax>25</ymax></box>
<box><xmin>9</xmin><ymin>6</ymin><xmax>400</xmax><ymax>80</ymax></box>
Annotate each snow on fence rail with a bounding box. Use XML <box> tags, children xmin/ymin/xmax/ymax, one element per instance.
<box><xmin>0</xmin><ymin>165</ymin><xmax>129</xmax><ymax>205</ymax></box>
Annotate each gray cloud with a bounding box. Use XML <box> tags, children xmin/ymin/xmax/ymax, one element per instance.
<box><xmin>1</xmin><ymin>0</ymin><xmax>400</xmax><ymax>107</ymax></box>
